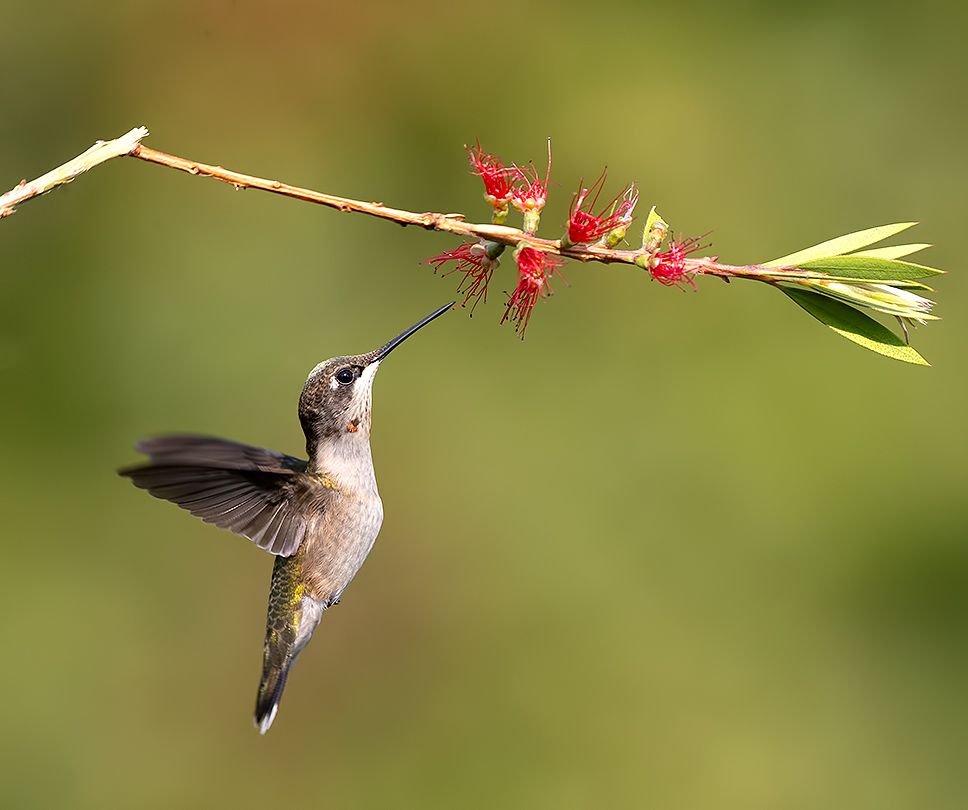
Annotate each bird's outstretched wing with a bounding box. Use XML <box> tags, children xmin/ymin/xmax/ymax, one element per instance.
<box><xmin>119</xmin><ymin>435</ymin><xmax>329</xmax><ymax>557</ymax></box>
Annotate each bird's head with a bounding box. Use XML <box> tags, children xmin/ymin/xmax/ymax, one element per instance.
<box><xmin>298</xmin><ymin>302</ymin><xmax>452</xmax><ymax>451</ymax></box>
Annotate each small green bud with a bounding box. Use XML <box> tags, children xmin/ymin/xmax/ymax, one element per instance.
<box><xmin>489</xmin><ymin>199</ymin><xmax>509</xmax><ymax>225</ymax></box>
<box><xmin>522</xmin><ymin>208</ymin><xmax>541</xmax><ymax>235</ymax></box>
<box><xmin>605</xmin><ymin>223</ymin><xmax>628</xmax><ymax>248</ymax></box>
<box><xmin>634</xmin><ymin>253</ymin><xmax>657</xmax><ymax>271</ymax></box>
<box><xmin>484</xmin><ymin>240</ymin><xmax>506</xmax><ymax>261</ymax></box>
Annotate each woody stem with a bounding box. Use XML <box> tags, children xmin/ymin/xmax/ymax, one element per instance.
<box><xmin>129</xmin><ymin>144</ymin><xmax>644</xmax><ymax>265</ymax></box>
<box><xmin>2</xmin><ymin>126</ymin><xmax>779</xmax><ymax>286</ymax></box>
<box><xmin>1</xmin><ymin>126</ymin><xmax>646</xmax><ymax>266</ymax></box>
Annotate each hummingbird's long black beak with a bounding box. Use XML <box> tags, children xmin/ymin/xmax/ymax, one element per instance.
<box><xmin>370</xmin><ymin>301</ymin><xmax>454</xmax><ymax>363</ymax></box>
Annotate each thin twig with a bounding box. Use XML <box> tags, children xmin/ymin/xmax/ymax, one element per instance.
<box><xmin>128</xmin><ymin>144</ymin><xmax>643</xmax><ymax>265</ymax></box>
<box><xmin>0</xmin><ymin>125</ymin><xmax>731</xmax><ymax>275</ymax></box>
<box><xmin>0</xmin><ymin>127</ymin><xmax>149</xmax><ymax>219</ymax></box>
<box><xmin>2</xmin><ymin>125</ymin><xmax>646</xmax><ymax>264</ymax></box>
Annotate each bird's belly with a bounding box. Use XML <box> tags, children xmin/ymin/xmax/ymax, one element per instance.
<box><xmin>303</xmin><ymin>493</ymin><xmax>384</xmax><ymax>603</ymax></box>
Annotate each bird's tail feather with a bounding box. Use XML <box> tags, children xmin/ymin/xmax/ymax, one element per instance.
<box><xmin>255</xmin><ymin>660</ymin><xmax>292</xmax><ymax>735</ymax></box>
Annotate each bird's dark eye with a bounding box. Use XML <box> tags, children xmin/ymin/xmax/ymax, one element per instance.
<box><xmin>335</xmin><ymin>367</ymin><xmax>355</xmax><ymax>385</ymax></box>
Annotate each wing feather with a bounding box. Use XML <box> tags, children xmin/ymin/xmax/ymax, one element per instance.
<box><xmin>119</xmin><ymin>435</ymin><xmax>326</xmax><ymax>557</ymax></box>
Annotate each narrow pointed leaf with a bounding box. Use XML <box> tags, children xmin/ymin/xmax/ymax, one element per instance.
<box><xmin>888</xmin><ymin>280</ymin><xmax>934</xmax><ymax>291</ymax></box>
<box><xmin>796</xmin><ymin>280</ymin><xmax>938</xmax><ymax>323</ymax></box>
<box><xmin>764</xmin><ymin>222</ymin><xmax>916</xmax><ymax>267</ymax></box>
<box><xmin>781</xmin><ymin>287</ymin><xmax>929</xmax><ymax>365</ymax></box>
<box><xmin>797</xmin><ymin>255</ymin><xmax>943</xmax><ymax>280</ymax></box>
<box><xmin>852</xmin><ymin>243</ymin><xmax>931</xmax><ymax>260</ymax></box>
<box><xmin>765</xmin><ymin>272</ymin><xmax>936</xmax><ymax>289</ymax></box>
<box><xmin>749</xmin><ymin>268</ymin><xmax>936</xmax><ymax>287</ymax></box>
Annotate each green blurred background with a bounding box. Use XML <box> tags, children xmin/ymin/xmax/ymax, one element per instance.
<box><xmin>2</xmin><ymin>1</ymin><xmax>966</xmax><ymax>807</ymax></box>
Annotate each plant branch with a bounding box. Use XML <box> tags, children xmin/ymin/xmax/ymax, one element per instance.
<box><xmin>128</xmin><ymin>143</ymin><xmax>644</xmax><ymax>265</ymax></box>
<box><xmin>0</xmin><ymin>127</ymin><xmax>149</xmax><ymax>219</ymax></box>
<box><xmin>1</xmin><ymin>125</ymin><xmax>943</xmax><ymax>364</ymax></box>
<box><xmin>0</xmin><ymin>125</ymin><xmax>840</xmax><ymax>279</ymax></box>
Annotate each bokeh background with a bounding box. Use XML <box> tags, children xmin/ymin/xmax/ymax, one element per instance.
<box><xmin>2</xmin><ymin>1</ymin><xmax>966</xmax><ymax>807</ymax></box>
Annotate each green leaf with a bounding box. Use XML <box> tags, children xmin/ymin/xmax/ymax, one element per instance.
<box><xmin>890</xmin><ymin>281</ymin><xmax>934</xmax><ymax>292</ymax></box>
<box><xmin>852</xmin><ymin>243</ymin><xmax>931</xmax><ymax>260</ymax></box>
<box><xmin>763</xmin><ymin>272</ymin><xmax>935</xmax><ymax>289</ymax></box>
<box><xmin>641</xmin><ymin>206</ymin><xmax>668</xmax><ymax>250</ymax></box>
<box><xmin>889</xmin><ymin>280</ymin><xmax>934</xmax><ymax>291</ymax></box>
<box><xmin>643</xmin><ymin>205</ymin><xmax>666</xmax><ymax>235</ymax></box>
<box><xmin>781</xmin><ymin>287</ymin><xmax>929</xmax><ymax>365</ymax></box>
<box><xmin>797</xmin><ymin>255</ymin><xmax>944</xmax><ymax>280</ymax></box>
<box><xmin>764</xmin><ymin>222</ymin><xmax>916</xmax><ymax>267</ymax></box>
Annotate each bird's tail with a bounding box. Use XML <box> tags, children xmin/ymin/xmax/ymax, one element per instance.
<box><xmin>255</xmin><ymin>658</ymin><xmax>292</xmax><ymax>735</ymax></box>
<box><xmin>255</xmin><ymin>552</ymin><xmax>323</xmax><ymax>735</ymax></box>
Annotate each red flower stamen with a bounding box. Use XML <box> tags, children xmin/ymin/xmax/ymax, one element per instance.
<box><xmin>424</xmin><ymin>242</ymin><xmax>495</xmax><ymax>313</ymax></box>
<box><xmin>567</xmin><ymin>171</ymin><xmax>637</xmax><ymax>245</ymax></box>
<box><xmin>466</xmin><ymin>143</ymin><xmax>513</xmax><ymax>205</ymax></box>
<box><xmin>512</xmin><ymin>164</ymin><xmax>549</xmax><ymax>212</ymax></box>
<box><xmin>651</xmin><ymin>234</ymin><xmax>706</xmax><ymax>289</ymax></box>
<box><xmin>511</xmin><ymin>141</ymin><xmax>552</xmax><ymax>214</ymax></box>
<box><xmin>501</xmin><ymin>247</ymin><xmax>564</xmax><ymax>336</ymax></box>
<box><xmin>612</xmin><ymin>184</ymin><xmax>639</xmax><ymax>228</ymax></box>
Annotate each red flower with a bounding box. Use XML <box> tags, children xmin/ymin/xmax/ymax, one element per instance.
<box><xmin>501</xmin><ymin>247</ymin><xmax>564</xmax><ymax>336</ymax></box>
<box><xmin>651</xmin><ymin>234</ymin><xmax>705</xmax><ymax>289</ymax></box>
<box><xmin>511</xmin><ymin>159</ymin><xmax>550</xmax><ymax>213</ymax></box>
<box><xmin>510</xmin><ymin>140</ymin><xmax>552</xmax><ymax>218</ymax></box>
<box><xmin>424</xmin><ymin>242</ymin><xmax>495</xmax><ymax>313</ymax></box>
<box><xmin>466</xmin><ymin>143</ymin><xmax>513</xmax><ymax>205</ymax></box>
<box><xmin>566</xmin><ymin>171</ymin><xmax>638</xmax><ymax>245</ymax></box>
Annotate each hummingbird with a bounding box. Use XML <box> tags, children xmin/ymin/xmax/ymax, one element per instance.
<box><xmin>120</xmin><ymin>301</ymin><xmax>453</xmax><ymax>734</ymax></box>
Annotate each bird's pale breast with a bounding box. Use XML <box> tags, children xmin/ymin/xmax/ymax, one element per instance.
<box><xmin>302</xmin><ymin>487</ymin><xmax>383</xmax><ymax>604</ymax></box>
